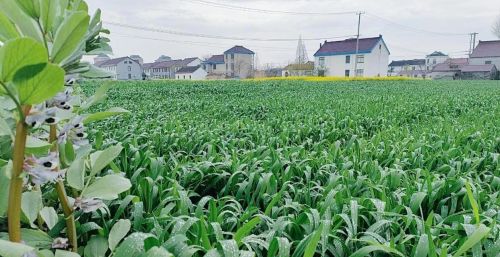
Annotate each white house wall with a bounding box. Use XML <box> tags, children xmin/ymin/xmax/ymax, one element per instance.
<box><xmin>316</xmin><ymin>40</ymin><xmax>389</xmax><ymax>77</ymax></box>
<box><xmin>469</xmin><ymin>57</ymin><xmax>500</xmax><ymax>69</ymax></box>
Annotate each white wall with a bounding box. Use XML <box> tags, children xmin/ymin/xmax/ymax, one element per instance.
<box><xmin>425</xmin><ymin>56</ymin><xmax>448</xmax><ymax>71</ymax></box>
<box><xmin>225</xmin><ymin>54</ymin><xmax>254</xmax><ymax>78</ymax></box>
<box><xmin>176</xmin><ymin>68</ymin><xmax>207</xmax><ymax>80</ymax></box>
<box><xmin>115</xmin><ymin>59</ymin><xmax>142</xmax><ymax>80</ymax></box>
<box><xmin>469</xmin><ymin>57</ymin><xmax>500</xmax><ymax>68</ymax></box>
<box><xmin>315</xmin><ymin>40</ymin><xmax>389</xmax><ymax>77</ymax></box>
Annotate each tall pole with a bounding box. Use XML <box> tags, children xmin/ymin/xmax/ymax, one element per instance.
<box><xmin>354</xmin><ymin>12</ymin><xmax>364</xmax><ymax>77</ymax></box>
<box><xmin>469</xmin><ymin>32</ymin><xmax>478</xmax><ymax>56</ymax></box>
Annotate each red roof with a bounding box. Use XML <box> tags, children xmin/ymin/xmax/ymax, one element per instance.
<box><xmin>314</xmin><ymin>36</ymin><xmax>387</xmax><ymax>57</ymax></box>
<box><xmin>470</xmin><ymin>40</ymin><xmax>500</xmax><ymax>58</ymax></box>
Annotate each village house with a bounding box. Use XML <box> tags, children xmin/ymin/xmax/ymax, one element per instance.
<box><xmin>224</xmin><ymin>46</ymin><xmax>255</xmax><ymax>79</ymax></box>
<box><xmin>95</xmin><ymin>56</ymin><xmax>143</xmax><ymax>80</ymax></box>
<box><xmin>425</xmin><ymin>51</ymin><xmax>449</xmax><ymax>71</ymax></box>
<box><xmin>428</xmin><ymin>58</ymin><xmax>468</xmax><ymax>80</ymax></box>
<box><xmin>388</xmin><ymin>59</ymin><xmax>427</xmax><ymax>78</ymax></box>
<box><xmin>313</xmin><ymin>35</ymin><xmax>390</xmax><ymax>77</ymax></box>
<box><xmin>469</xmin><ymin>40</ymin><xmax>500</xmax><ymax>72</ymax></box>
<box><xmin>461</xmin><ymin>64</ymin><xmax>498</xmax><ymax>80</ymax></box>
<box><xmin>282</xmin><ymin>61</ymin><xmax>315</xmax><ymax>77</ymax></box>
<box><xmin>144</xmin><ymin>57</ymin><xmax>202</xmax><ymax>79</ymax></box>
<box><xmin>202</xmin><ymin>55</ymin><xmax>226</xmax><ymax>79</ymax></box>
<box><xmin>175</xmin><ymin>66</ymin><xmax>208</xmax><ymax>80</ymax></box>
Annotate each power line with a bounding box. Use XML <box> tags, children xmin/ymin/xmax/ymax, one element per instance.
<box><xmin>105</xmin><ymin>21</ymin><xmax>357</xmax><ymax>42</ymax></box>
<box><xmin>182</xmin><ymin>0</ymin><xmax>358</xmax><ymax>15</ymax></box>
<box><xmin>112</xmin><ymin>33</ymin><xmax>295</xmax><ymax>52</ymax></box>
<box><xmin>365</xmin><ymin>13</ymin><xmax>469</xmax><ymax>36</ymax></box>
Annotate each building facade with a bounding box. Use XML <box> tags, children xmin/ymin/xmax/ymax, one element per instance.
<box><xmin>95</xmin><ymin>56</ymin><xmax>142</xmax><ymax>80</ymax></box>
<box><xmin>224</xmin><ymin>46</ymin><xmax>255</xmax><ymax>79</ymax></box>
<box><xmin>388</xmin><ymin>59</ymin><xmax>427</xmax><ymax>78</ymax></box>
<box><xmin>469</xmin><ymin>40</ymin><xmax>500</xmax><ymax>70</ymax></box>
<box><xmin>175</xmin><ymin>66</ymin><xmax>207</xmax><ymax>80</ymax></box>
<box><xmin>425</xmin><ymin>51</ymin><xmax>449</xmax><ymax>71</ymax></box>
<box><xmin>282</xmin><ymin>62</ymin><xmax>315</xmax><ymax>77</ymax></box>
<box><xmin>144</xmin><ymin>57</ymin><xmax>201</xmax><ymax>79</ymax></box>
<box><xmin>203</xmin><ymin>55</ymin><xmax>226</xmax><ymax>75</ymax></box>
<box><xmin>313</xmin><ymin>35</ymin><xmax>390</xmax><ymax>77</ymax></box>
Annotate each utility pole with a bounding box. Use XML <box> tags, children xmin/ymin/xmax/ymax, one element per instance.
<box><xmin>354</xmin><ymin>11</ymin><xmax>365</xmax><ymax>77</ymax></box>
<box><xmin>469</xmin><ymin>32</ymin><xmax>478</xmax><ymax>56</ymax></box>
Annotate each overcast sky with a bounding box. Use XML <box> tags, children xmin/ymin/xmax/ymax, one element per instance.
<box><xmin>85</xmin><ymin>0</ymin><xmax>500</xmax><ymax>66</ymax></box>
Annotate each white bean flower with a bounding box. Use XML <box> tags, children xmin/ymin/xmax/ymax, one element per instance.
<box><xmin>51</xmin><ymin>237</ymin><xmax>69</xmax><ymax>249</ymax></box>
<box><xmin>24</xmin><ymin>152</ymin><xmax>65</xmax><ymax>186</ymax></box>
<box><xmin>73</xmin><ymin>197</ymin><xmax>105</xmax><ymax>213</ymax></box>
<box><xmin>25</xmin><ymin>105</ymin><xmax>59</xmax><ymax>128</ymax></box>
<box><xmin>58</xmin><ymin>116</ymin><xmax>89</xmax><ymax>146</ymax></box>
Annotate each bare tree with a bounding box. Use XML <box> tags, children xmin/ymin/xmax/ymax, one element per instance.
<box><xmin>493</xmin><ymin>15</ymin><xmax>500</xmax><ymax>38</ymax></box>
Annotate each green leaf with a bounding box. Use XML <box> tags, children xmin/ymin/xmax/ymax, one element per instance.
<box><xmin>0</xmin><ymin>12</ymin><xmax>20</xmax><ymax>42</ymax></box>
<box><xmin>80</xmin><ymin>82</ymin><xmax>113</xmax><ymax>110</ymax></box>
<box><xmin>21</xmin><ymin>190</ymin><xmax>43</xmax><ymax>226</ymax></box>
<box><xmin>0</xmin><ymin>162</ymin><xmax>11</xmax><ymax>217</ymax></box>
<box><xmin>350</xmin><ymin>245</ymin><xmax>404</xmax><ymax>257</ymax></box>
<box><xmin>25</xmin><ymin>135</ymin><xmax>52</xmax><ymax>155</ymax></box>
<box><xmin>39</xmin><ymin>0</ymin><xmax>59</xmax><ymax>32</ymax></box>
<box><xmin>108</xmin><ymin>219</ymin><xmax>131</xmax><ymax>251</ymax></box>
<box><xmin>217</xmin><ymin>240</ymin><xmax>239</xmax><ymax>257</ymax></box>
<box><xmin>39</xmin><ymin>207</ymin><xmax>58</xmax><ymax>230</ymax></box>
<box><xmin>415</xmin><ymin>234</ymin><xmax>429</xmax><ymax>257</ymax></box>
<box><xmin>304</xmin><ymin>223</ymin><xmax>323</xmax><ymax>257</ymax></box>
<box><xmin>51</xmin><ymin>11</ymin><xmax>89</xmax><ymax>64</ymax></box>
<box><xmin>0</xmin><ymin>0</ymin><xmax>43</xmax><ymax>42</ymax></box>
<box><xmin>114</xmin><ymin>233</ymin><xmax>155</xmax><ymax>257</ymax></box>
<box><xmin>0</xmin><ymin>37</ymin><xmax>47</xmax><ymax>82</ymax></box>
<box><xmin>452</xmin><ymin>224</ymin><xmax>490</xmax><ymax>257</ymax></box>
<box><xmin>82</xmin><ymin>175</ymin><xmax>131</xmax><ymax>200</ymax></box>
<box><xmin>20</xmin><ymin>229</ymin><xmax>53</xmax><ymax>248</ymax></box>
<box><xmin>66</xmin><ymin>156</ymin><xmax>85</xmax><ymax>190</ymax></box>
<box><xmin>90</xmin><ymin>144</ymin><xmax>123</xmax><ymax>176</ymax></box>
<box><xmin>465</xmin><ymin>181</ymin><xmax>480</xmax><ymax>225</ymax></box>
<box><xmin>410</xmin><ymin>192</ymin><xmax>427</xmax><ymax>214</ymax></box>
<box><xmin>0</xmin><ymin>239</ymin><xmax>35</xmax><ymax>257</ymax></box>
<box><xmin>81</xmin><ymin>64</ymin><xmax>114</xmax><ymax>79</ymax></box>
<box><xmin>54</xmin><ymin>250</ymin><xmax>81</xmax><ymax>257</ymax></box>
<box><xmin>84</xmin><ymin>107</ymin><xmax>130</xmax><ymax>124</ymax></box>
<box><xmin>16</xmin><ymin>0</ymin><xmax>38</xmax><ymax>17</ymax></box>
<box><xmin>144</xmin><ymin>247</ymin><xmax>173</xmax><ymax>257</ymax></box>
<box><xmin>234</xmin><ymin>216</ymin><xmax>261</xmax><ymax>246</ymax></box>
<box><xmin>268</xmin><ymin>237</ymin><xmax>291</xmax><ymax>257</ymax></box>
<box><xmin>13</xmin><ymin>63</ymin><xmax>65</xmax><ymax>105</ymax></box>
<box><xmin>84</xmin><ymin>236</ymin><xmax>108</xmax><ymax>257</ymax></box>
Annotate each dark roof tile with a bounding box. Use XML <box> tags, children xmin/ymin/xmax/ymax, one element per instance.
<box><xmin>204</xmin><ymin>55</ymin><xmax>225</xmax><ymax>64</ymax></box>
<box><xmin>470</xmin><ymin>40</ymin><xmax>500</xmax><ymax>58</ymax></box>
<box><xmin>389</xmin><ymin>59</ymin><xmax>425</xmax><ymax>66</ymax></box>
<box><xmin>176</xmin><ymin>65</ymin><xmax>202</xmax><ymax>74</ymax></box>
<box><xmin>314</xmin><ymin>36</ymin><xmax>386</xmax><ymax>57</ymax></box>
<box><xmin>224</xmin><ymin>46</ymin><xmax>255</xmax><ymax>55</ymax></box>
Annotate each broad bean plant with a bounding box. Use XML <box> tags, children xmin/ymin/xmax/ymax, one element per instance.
<box><xmin>0</xmin><ymin>1</ymin><xmax>130</xmax><ymax>256</ymax></box>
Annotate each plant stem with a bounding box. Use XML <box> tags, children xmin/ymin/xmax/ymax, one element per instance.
<box><xmin>50</xmin><ymin>125</ymin><xmax>78</xmax><ymax>252</ymax></box>
<box><xmin>7</xmin><ymin>106</ymin><xmax>31</xmax><ymax>242</ymax></box>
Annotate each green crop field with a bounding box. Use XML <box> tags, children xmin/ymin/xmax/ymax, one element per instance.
<box><xmin>78</xmin><ymin>80</ymin><xmax>500</xmax><ymax>256</ymax></box>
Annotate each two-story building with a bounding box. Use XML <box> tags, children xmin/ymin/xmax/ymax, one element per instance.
<box><xmin>388</xmin><ymin>59</ymin><xmax>427</xmax><ymax>78</ymax></box>
<box><xmin>95</xmin><ymin>56</ymin><xmax>143</xmax><ymax>80</ymax></box>
<box><xmin>469</xmin><ymin>40</ymin><xmax>500</xmax><ymax>69</ymax></box>
<box><xmin>313</xmin><ymin>35</ymin><xmax>390</xmax><ymax>77</ymax></box>
<box><xmin>144</xmin><ymin>57</ymin><xmax>201</xmax><ymax>79</ymax></box>
<box><xmin>203</xmin><ymin>55</ymin><xmax>226</xmax><ymax>75</ymax></box>
<box><xmin>425</xmin><ymin>51</ymin><xmax>449</xmax><ymax>71</ymax></box>
<box><xmin>224</xmin><ymin>46</ymin><xmax>255</xmax><ymax>79</ymax></box>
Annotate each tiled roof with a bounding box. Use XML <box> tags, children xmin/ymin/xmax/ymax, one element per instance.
<box><xmin>96</xmin><ymin>57</ymin><xmax>138</xmax><ymax>67</ymax></box>
<box><xmin>145</xmin><ymin>58</ymin><xmax>199</xmax><ymax>69</ymax></box>
<box><xmin>224</xmin><ymin>46</ymin><xmax>255</xmax><ymax>55</ymax></box>
<box><xmin>461</xmin><ymin>64</ymin><xmax>497</xmax><ymax>72</ymax></box>
<box><xmin>389</xmin><ymin>59</ymin><xmax>425</xmax><ymax>66</ymax></box>
<box><xmin>431</xmin><ymin>58</ymin><xmax>468</xmax><ymax>72</ymax></box>
<box><xmin>204</xmin><ymin>55</ymin><xmax>225</xmax><ymax>64</ymax></box>
<box><xmin>427</xmin><ymin>51</ymin><xmax>448</xmax><ymax>57</ymax></box>
<box><xmin>176</xmin><ymin>65</ymin><xmax>202</xmax><ymax>74</ymax></box>
<box><xmin>470</xmin><ymin>40</ymin><xmax>500</xmax><ymax>58</ymax></box>
<box><xmin>314</xmin><ymin>36</ymin><xmax>386</xmax><ymax>57</ymax></box>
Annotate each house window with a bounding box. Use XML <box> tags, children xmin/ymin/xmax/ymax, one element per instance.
<box><xmin>213</xmin><ymin>64</ymin><xmax>216</xmax><ymax>70</ymax></box>
<box><xmin>356</xmin><ymin>55</ymin><xmax>364</xmax><ymax>64</ymax></box>
<box><xmin>128</xmin><ymin>74</ymin><xmax>131</xmax><ymax>79</ymax></box>
<box><xmin>356</xmin><ymin>69</ymin><xmax>364</xmax><ymax>77</ymax></box>
<box><xmin>433</xmin><ymin>59</ymin><xmax>436</xmax><ymax>64</ymax></box>
<box><xmin>231</xmin><ymin>63</ymin><xmax>234</xmax><ymax>71</ymax></box>
<box><xmin>183</xmin><ymin>75</ymin><xmax>185</xmax><ymax>79</ymax></box>
<box><xmin>189</xmin><ymin>75</ymin><xmax>191</xmax><ymax>79</ymax></box>
<box><xmin>412</xmin><ymin>66</ymin><xmax>416</xmax><ymax>70</ymax></box>
<box><xmin>231</xmin><ymin>54</ymin><xmax>234</xmax><ymax>60</ymax></box>
<box><xmin>226</xmin><ymin>63</ymin><xmax>228</xmax><ymax>70</ymax></box>
<box><xmin>128</xmin><ymin>66</ymin><xmax>131</xmax><ymax>71</ymax></box>
<box><xmin>318</xmin><ymin>57</ymin><xmax>325</xmax><ymax>67</ymax></box>
<box><xmin>345</xmin><ymin>56</ymin><xmax>351</xmax><ymax>64</ymax></box>
<box><xmin>427</xmin><ymin>59</ymin><xmax>430</xmax><ymax>64</ymax></box>
<box><xmin>345</xmin><ymin>70</ymin><xmax>350</xmax><ymax>77</ymax></box>
<box><xmin>485</xmin><ymin>61</ymin><xmax>492</xmax><ymax>64</ymax></box>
